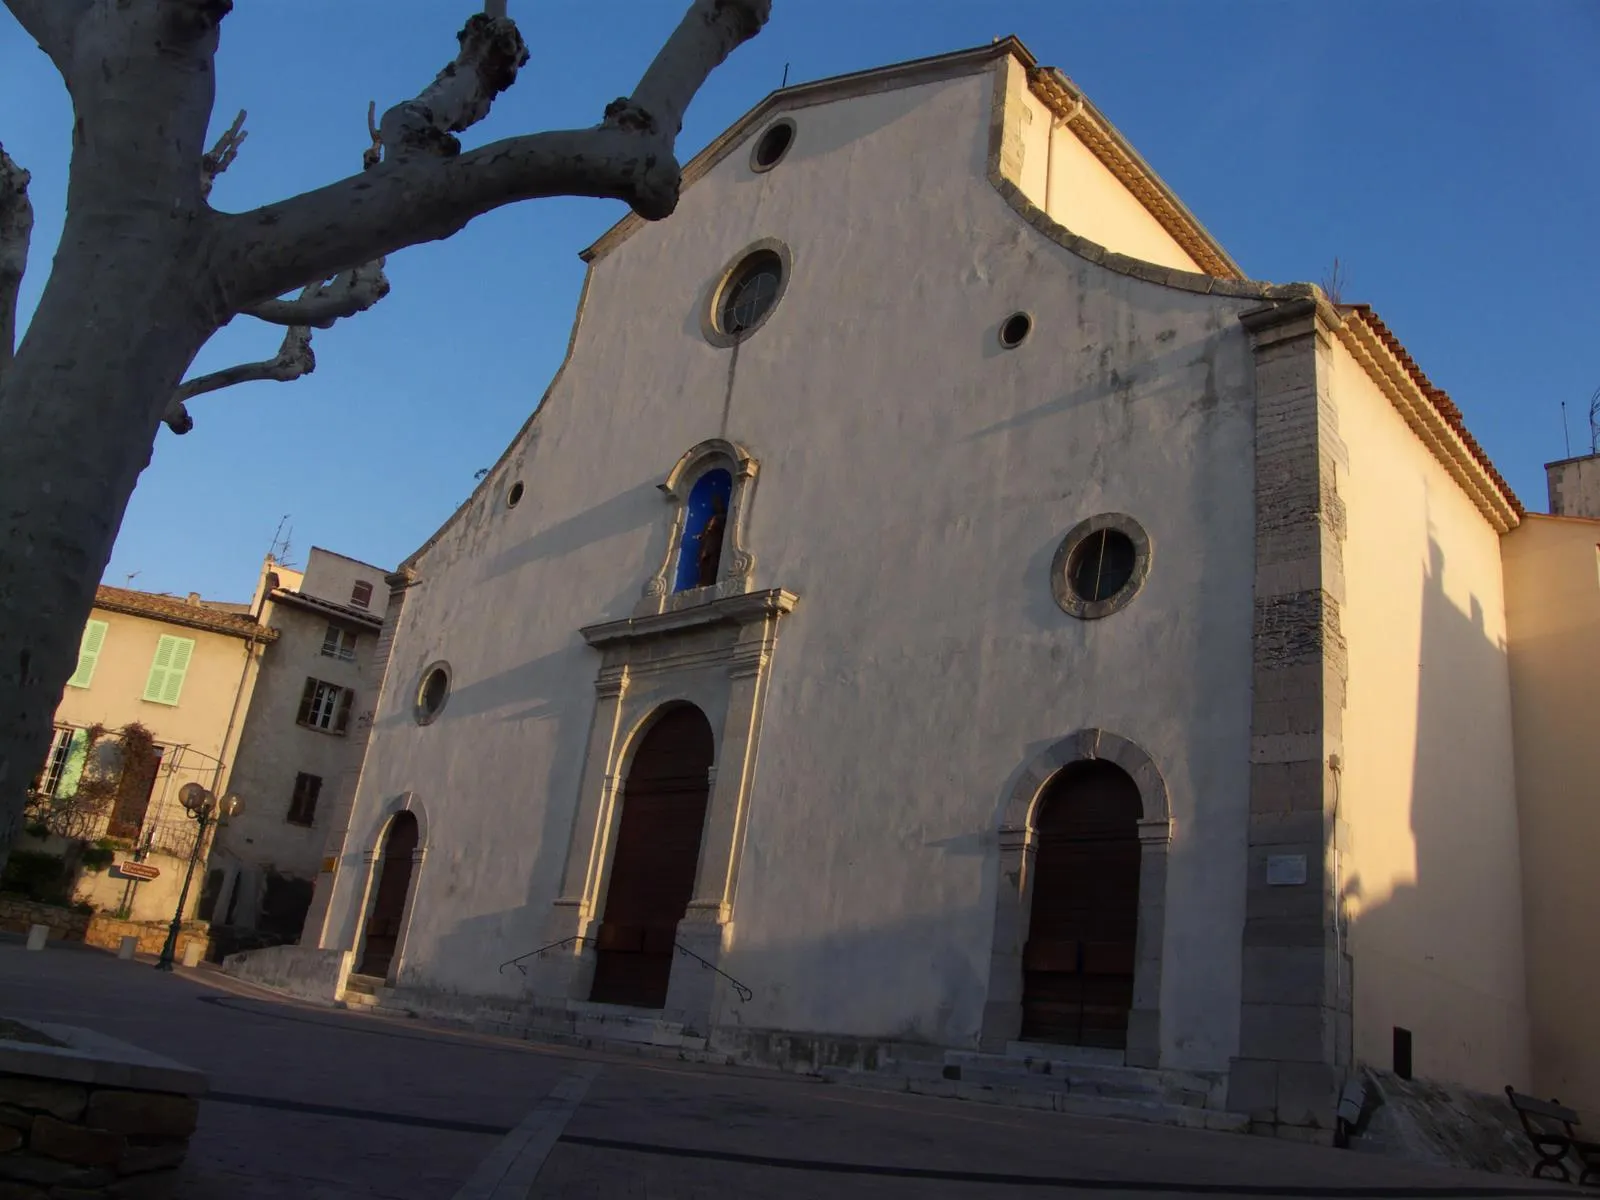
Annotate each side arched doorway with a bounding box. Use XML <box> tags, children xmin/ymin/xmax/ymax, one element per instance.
<box><xmin>1022</xmin><ymin>759</ymin><xmax>1143</xmax><ymax>1049</ymax></box>
<box><xmin>590</xmin><ymin>705</ymin><xmax>715</xmax><ymax>1009</ymax></box>
<box><xmin>357</xmin><ymin>811</ymin><xmax>419</xmax><ymax>979</ymax></box>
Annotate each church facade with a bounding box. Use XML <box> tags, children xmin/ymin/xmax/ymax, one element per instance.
<box><xmin>266</xmin><ymin>39</ymin><xmax>1587</xmax><ymax>1138</ymax></box>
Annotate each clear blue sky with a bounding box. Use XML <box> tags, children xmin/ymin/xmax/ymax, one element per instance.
<box><xmin>3</xmin><ymin>2</ymin><xmax>1596</xmax><ymax>601</ymax></box>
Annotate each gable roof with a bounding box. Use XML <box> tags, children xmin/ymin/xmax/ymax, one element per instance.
<box><xmin>583</xmin><ymin>36</ymin><xmax>1241</xmax><ymax>278</ymax></box>
<box><xmin>93</xmin><ymin>585</ymin><xmax>279</xmax><ymax>643</ymax></box>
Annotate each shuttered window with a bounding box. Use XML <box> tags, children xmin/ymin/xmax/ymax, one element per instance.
<box><xmin>286</xmin><ymin>772</ymin><xmax>322</xmax><ymax>826</ymax></box>
<box><xmin>66</xmin><ymin>620</ymin><xmax>109</xmax><ymax>689</ymax></box>
<box><xmin>142</xmin><ymin>635</ymin><xmax>195</xmax><ymax>706</ymax></box>
<box><xmin>296</xmin><ymin>677</ymin><xmax>353</xmax><ymax>734</ymax></box>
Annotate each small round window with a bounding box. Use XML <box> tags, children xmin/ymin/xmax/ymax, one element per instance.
<box><xmin>506</xmin><ymin>481</ymin><xmax>524</xmax><ymax>508</ymax></box>
<box><xmin>1051</xmin><ymin>514</ymin><xmax>1152</xmax><ymax>619</ymax></box>
<box><xmin>414</xmin><ymin>661</ymin><xmax>452</xmax><ymax>725</ymax></box>
<box><xmin>999</xmin><ymin>312</ymin><xmax>1032</xmax><ymax>349</ymax></box>
<box><xmin>720</xmin><ymin>250</ymin><xmax>782</xmax><ymax>334</ymax></box>
<box><xmin>750</xmin><ymin>119</ymin><xmax>795</xmax><ymax>172</ymax></box>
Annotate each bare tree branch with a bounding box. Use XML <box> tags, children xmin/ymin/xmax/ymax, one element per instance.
<box><xmin>623</xmin><ymin>0</ymin><xmax>772</xmax><ymax>139</ymax></box>
<box><xmin>202</xmin><ymin>109</ymin><xmax>249</xmax><ymax>199</ymax></box>
<box><xmin>2</xmin><ymin>0</ymin><xmax>91</xmax><ymax>72</ymax></box>
<box><xmin>378</xmin><ymin>11</ymin><xmax>529</xmax><ymax>158</ymax></box>
<box><xmin>0</xmin><ymin>144</ymin><xmax>32</xmax><ymax>380</ymax></box>
<box><xmin>165</xmin><ymin>324</ymin><xmax>314</xmax><ymax>434</ymax></box>
<box><xmin>217</xmin><ymin>0</ymin><xmax>769</xmax><ymax>309</ymax></box>
<box><xmin>244</xmin><ymin>260</ymin><xmax>390</xmax><ymax>328</ymax></box>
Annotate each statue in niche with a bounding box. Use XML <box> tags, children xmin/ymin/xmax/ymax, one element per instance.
<box><xmin>695</xmin><ymin>494</ymin><xmax>727</xmax><ymax>588</ymax></box>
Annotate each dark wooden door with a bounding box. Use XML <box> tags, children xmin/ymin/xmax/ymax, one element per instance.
<box><xmin>107</xmin><ymin>747</ymin><xmax>165</xmax><ymax>840</ymax></box>
<box><xmin>1021</xmin><ymin>760</ymin><xmax>1143</xmax><ymax>1049</ymax></box>
<box><xmin>358</xmin><ymin>811</ymin><xmax>418</xmax><ymax>979</ymax></box>
<box><xmin>589</xmin><ymin>706</ymin><xmax>715</xmax><ymax>1009</ymax></box>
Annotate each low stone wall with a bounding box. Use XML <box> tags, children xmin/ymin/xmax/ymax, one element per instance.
<box><xmin>221</xmin><ymin>944</ymin><xmax>353</xmax><ymax>1004</ymax></box>
<box><xmin>0</xmin><ymin>1017</ymin><xmax>206</xmax><ymax>1199</ymax></box>
<box><xmin>0</xmin><ymin>898</ymin><xmax>209</xmax><ymax>962</ymax></box>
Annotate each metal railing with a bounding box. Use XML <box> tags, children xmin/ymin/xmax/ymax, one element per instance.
<box><xmin>496</xmin><ymin>934</ymin><xmax>753</xmax><ymax>1002</ymax></box>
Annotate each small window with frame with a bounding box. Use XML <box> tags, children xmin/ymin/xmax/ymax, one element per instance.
<box><xmin>286</xmin><ymin>772</ymin><xmax>323</xmax><ymax>826</ymax></box>
<box><xmin>296</xmin><ymin>677</ymin><xmax>353</xmax><ymax>734</ymax></box>
<box><xmin>321</xmin><ymin>623</ymin><xmax>358</xmax><ymax>662</ymax></box>
<box><xmin>350</xmin><ymin>580</ymin><xmax>374</xmax><ymax>609</ymax></box>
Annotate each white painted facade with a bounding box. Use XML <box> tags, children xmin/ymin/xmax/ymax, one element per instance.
<box><xmin>283</xmin><ymin>40</ymin><xmax>1574</xmax><ymax>1138</ymax></box>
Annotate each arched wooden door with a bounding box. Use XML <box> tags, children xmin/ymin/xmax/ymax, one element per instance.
<box><xmin>1021</xmin><ymin>760</ymin><xmax>1143</xmax><ymax>1049</ymax></box>
<box><xmin>358</xmin><ymin>811</ymin><xmax>419</xmax><ymax>979</ymax></box>
<box><xmin>590</xmin><ymin>705</ymin><xmax>715</xmax><ymax>1009</ymax></box>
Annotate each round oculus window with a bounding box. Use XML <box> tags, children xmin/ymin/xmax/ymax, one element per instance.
<box><xmin>1050</xmin><ymin>513</ymin><xmax>1152</xmax><ymax>620</ymax></box>
<box><xmin>506</xmin><ymin>481</ymin><xmax>524</xmax><ymax>508</ymax></box>
<box><xmin>999</xmin><ymin>311</ymin><xmax>1033</xmax><ymax>349</ymax></box>
<box><xmin>718</xmin><ymin>250</ymin><xmax>783</xmax><ymax>335</ymax></box>
<box><xmin>414</xmin><ymin>662</ymin><xmax>452</xmax><ymax>725</ymax></box>
<box><xmin>751</xmin><ymin>119</ymin><xmax>795</xmax><ymax>172</ymax></box>
<box><xmin>1068</xmin><ymin>529</ymin><xmax>1136</xmax><ymax>602</ymax></box>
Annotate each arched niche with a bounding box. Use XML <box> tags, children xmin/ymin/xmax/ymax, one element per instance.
<box><xmin>638</xmin><ymin>439</ymin><xmax>758</xmax><ymax>616</ymax></box>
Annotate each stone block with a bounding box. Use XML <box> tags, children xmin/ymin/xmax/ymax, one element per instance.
<box><xmin>1237</xmin><ymin>1003</ymin><xmax>1334</xmax><ymax>1063</ymax></box>
<box><xmin>1246</xmin><ymin>810</ymin><xmax>1325</xmax><ymax>846</ymax></box>
<box><xmin>1225</xmin><ymin>1057</ymin><xmax>1278</xmax><ymax>1121</ymax></box>
<box><xmin>83</xmin><ymin>1094</ymin><xmax>196</xmax><ymax>1141</ymax></box>
<box><xmin>1275</xmin><ymin>1061</ymin><xmax>1340</xmax><ymax>1129</ymax></box>
<box><xmin>1241</xmin><ymin>945</ymin><xmax>1332</xmax><ymax>1007</ymax></box>
<box><xmin>28</xmin><ymin>1117</ymin><xmax>125</xmax><ymax>1169</ymax></box>
<box><xmin>1241</xmin><ymin>916</ymin><xmax>1329</xmax><ymax>948</ymax></box>
<box><xmin>0</xmin><ymin>1128</ymin><xmax>18</xmax><ymax>1152</ymax></box>
<box><xmin>0</xmin><ymin>1107</ymin><xmax>32</xmax><ymax>1131</ymax></box>
<box><xmin>0</xmin><ymin>1083</ymin><xmax>86</xmax><ymax>1123</ymax></box>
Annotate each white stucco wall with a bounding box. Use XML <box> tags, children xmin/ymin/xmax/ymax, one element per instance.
<box><xmin>324</xmin><ymin>64</ymin><xmax>1262</xmax><ymax>1070</ymax></box>
<box><xmin>1331</xmin><ymin>338</ymin><xmax>1529</xmax><ymax>1093</ymax></box>
<box><xmin>1013</xmin><ymin>87</ymin><xmax>1202</xmax><ymax>274</ymax></box>
<box><xmin>1503</xmin><ymin>513</ymin><xmax>1600</xmax><ymax>1124</ymax></box>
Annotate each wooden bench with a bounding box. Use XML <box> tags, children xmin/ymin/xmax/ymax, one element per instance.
<box><xmin>1504</xmin><ymin>1086</ymin><xmax>1600</xmax><ymax>1185</ymax></box>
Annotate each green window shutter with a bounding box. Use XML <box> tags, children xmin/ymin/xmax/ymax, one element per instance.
<box><xmin>66</xmin><ymin>620</ymin><xmax>108</xmax><ymax>689</ymax></box>
<box><xmin>56</xmin><ymin>730</ymin><xmax>90</xmax><ymax>798</ymax></box>
<box><xmin>143</xmin><ymin>635</ymin><xmax>195</xmax><ymax>705</ymax></box>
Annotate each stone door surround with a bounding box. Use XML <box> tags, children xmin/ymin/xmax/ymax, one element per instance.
<box><xmin>981</xmin><ymin>728</ymin><xmax>1172</xmax><ymax>1067</ymax></box>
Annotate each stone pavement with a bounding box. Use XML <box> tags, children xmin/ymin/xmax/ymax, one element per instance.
<box><xmin>0</xmin><ymin>939</ymin><xmax>1577</xmax><ymax>1198</ymax></box>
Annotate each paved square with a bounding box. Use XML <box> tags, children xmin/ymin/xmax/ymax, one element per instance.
<box><xmin>0</xmin><ymin>940</ymin><xmax>1570</xmax><ymax>1198</ymax></box>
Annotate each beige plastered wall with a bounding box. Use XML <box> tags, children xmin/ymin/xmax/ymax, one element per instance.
<box><xmin>321</xmin><ymin>65</ymin><xmax>1263</xmax><ymax>1071</ymax></box>
<box><xmin>52</xmin><ymin>607</ymin><xmax>263</xmax><ymax>919</ymax></box>
<box><xmin>1330</xmin><ymin>338</ymin><xmax>1529</xmax><ymax>1094</ymax></box>
<box><xmin>1503</xmin><ymin>512</ymin><xmax>1600</xmax><ymax>1124</ymax></box>
<box><xmin>1013</xmin><ymin>87</ymin><xmax>1201</xmax><ymax>274</ymax></box>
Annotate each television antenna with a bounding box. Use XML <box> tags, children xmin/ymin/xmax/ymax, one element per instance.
<box><xmin>268</xmin><ymin>514</ymin><xmax>293</xmax><ymax>565</ymax></box>
<box><xmin>1590</xmin><ymin>385</ymin><xmax>1600</xmax><ymax>455</ymax></box>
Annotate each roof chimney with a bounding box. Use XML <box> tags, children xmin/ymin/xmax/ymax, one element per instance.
<box><xmin>1547</xmin><ymin>453</ymin><xmax>1600</xmax><ymax>520</ymax></box>
<box><xmin>186</xmin><ymin>592</ymin><xmax>201</xmax><ymax>606</ymax></box>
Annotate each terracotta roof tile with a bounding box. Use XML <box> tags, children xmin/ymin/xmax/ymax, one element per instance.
<box><xmin>1339</xmin><ymin>305</ymin><xmax>1524</xmax><ymax>519</ymax></box>
<box><xmin>93</xmin><ymin>585</ymin><xmax>278</xmax><ymax>642</ymax></box>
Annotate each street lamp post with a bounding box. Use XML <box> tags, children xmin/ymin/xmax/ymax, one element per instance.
<box><xmin>155</xmin><ymin>782</ymin><xmax>242</xmax><ymax>972</ymax></box>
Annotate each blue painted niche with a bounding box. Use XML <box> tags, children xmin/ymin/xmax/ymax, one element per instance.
<box><xmin>674</xmin><ymin>468</ymin><xmax>734</xmax><ymax>592</ymax></box>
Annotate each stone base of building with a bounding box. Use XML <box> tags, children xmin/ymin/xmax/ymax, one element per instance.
<box><xmin>0</xmin><ymin>899</ymin><xmax>209</xmax><ymax>963</ymax></box>
<box><xmin>220</xmin><ymin>944</ymin><xmax>353</xmax><ymax>1005</ymax></box>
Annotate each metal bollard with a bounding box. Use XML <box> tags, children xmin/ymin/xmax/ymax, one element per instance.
<box><xmin>118</xmin><ymin>936</ymin><xmax>138</xmax><ymax>960</ymax></box>
<box><xmin>25</xmin><ymin>924</ymin><xmax>48</xmax><ymax>951</ymax></box>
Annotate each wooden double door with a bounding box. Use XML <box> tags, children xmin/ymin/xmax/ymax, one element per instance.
<box><xmin>1021</xmin><ymin>760</ymin><xmax>1144</xmax><ymax>1049</ymax></box>
<box><xmin>358</xmin><ymin>811</ymin><xmax>418</xmax><ymax>979</ymax></box>
<box><xmin>589</xmin><ymin>706</ymin><xmax>715</xmax><ymax>1009</ymax></box>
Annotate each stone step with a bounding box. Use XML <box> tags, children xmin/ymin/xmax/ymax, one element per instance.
<box><xmin>819</xmin><ymin>1068</ymin><xmax>1249</xmax><ymax>1133</ymax></box>
<box><xmin>1004</xmin><ymin>1041</ymin><xmax>1125</xmax><ymax>1067</ymax></box>
<box><xmin>343</xmin><ymin>974</ymin><xmax>384</xmax><ymax>996</ymax></box>
<box><xmin>940</xmin><ymin>1051</ymin><xmax>1220</xmax><ymax>1106</ymax></box>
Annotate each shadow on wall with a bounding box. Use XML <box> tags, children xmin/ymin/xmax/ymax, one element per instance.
<box><xmin>420</xmin><ymin>898</ymin><xmax>994</xmax><ymax>1050</ymax></box>
<box><xmin>1344</xmin><ymin>533</ymin><xmax>1528</xmax><ymax>1098</ymax></box>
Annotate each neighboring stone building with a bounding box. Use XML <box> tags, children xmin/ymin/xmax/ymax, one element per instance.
<box><xmin>1503</xmin><ymin>454</ymin><xmax>1600</xmax><ymax>1125</ymax></box>
<box><xmin>204</xmin><ymin>549</ymin><xmax>390</xmax><ymax>941</ymax></box>
<box><xmin>255</xmin><ymin>38</ymin><xmax>1594</xmax><ymax>1140</ymax></box>
<box><xmin>30</xmin><ymin>584</ymin><xmax>276</xmax><ymax>922</ymax></box>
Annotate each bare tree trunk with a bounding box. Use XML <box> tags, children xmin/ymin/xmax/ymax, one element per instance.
<box><xmin>0</xmin><ymin>1</ymin><xmax>224</xmax><ymax>861</ymax></box>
